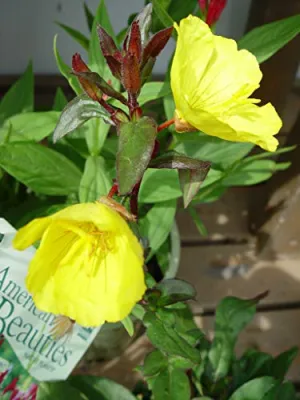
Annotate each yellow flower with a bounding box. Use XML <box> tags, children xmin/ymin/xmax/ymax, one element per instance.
<box><xmin>13</xmin><ymin>203</ymin><xmax>146</xmax><ymax>327</ymax></box>
<box><xmin>171</xmin><ymin>16</ymin><xmax>282</xmax><ymax>152</ymax></box>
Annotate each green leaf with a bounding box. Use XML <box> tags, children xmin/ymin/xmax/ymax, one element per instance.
<box><xmin>152</xmin><ymin>0</ymin><xmax>175</xmax><ymax>30</ymax></box>
<box><xmin>139</xmin><ymin>169</ymin><xmax>181</xmax><ymax>203</ymax></box>
<box><xmin>150</xmin><ymin>152</ymin><xmax>211</xmax><ymax>171</ymax></box>
<box><xmin>139</xmin><ymin>199</ymin><xmax>177</xmax><ymax>260</ymax></box>
<box><xmin>269</xmin><ymin>347</ymin><xmax>298</xmax><ymax>381</ymax></box>
<box><xmin>228</xmin><ymin>377</ymin><xmax>277</xmax><ymax>400</ymax></box>
<box><xmin>53</xmin><ymin>94</ymin><xmax>112</xmax><ymax>143</ymax></box>
<box><xmin>223</xmin><ymin>160</ymin><xmax>277</xmax><ymax>186</ymax></box>
<box><xmin>89</xmin><ymin>0</ymin><xmax>118</xmax><ymax>86</ymax></box>
<box><xmin>0</xmin><ymin>61</ymin><xmax>33</xmax><ymax>125</ymax></box>
<box><xmin>0</xmin><ymin>143</ymin><xmax>81</xmax><ymax>195</ymax></box>
<box><xmin>110</xmin><ymin>82</ymin><xmax>171</xmax><ymax>111</ymax></box>
<box><xmin>151</xmin><ymin>367</ymin><xmax>191</xmax><ymax>400</ymax></box>
<box><xmin>37</xmin><ymin>382</ymin><xmax>87</xmax><ymax>400</ymax></box>
<box><xmin>56</xmin><ymin>22</ymin><xmax>89</xmax><ymax>50</ymax></box>
<box><xmin>179</xmin><ymin>165</ymin><xmax>211</xmax><ymax>208</ymax></box>
<box><xmin>187</xmin><ymin>207</ymin><xmax>208</xmax><ymax>236</ymax></box>
<box><xmin>145</xmin><ymin>314</ymin><xmax>201</xmax><ymax>363</ymax></box>
<box><xmin>53</xmin><ymin>35</ymin><xmax>82</xmax><ymax>95</ymax></box>
<box><xmin>53</xmin><ymin>87</ymin><xmax>68</xmax><ymax>111</ymax></box>
<box><xmin>239</xmin><ymin>14</ymin><xmax>300</xmax><ymax>64</ymax></box>
<box><xmin>240</xmin><ymin>145</ymin><xmax>296</xmax><ymax>163</ymax></box>
<box><xmin>233</xmin><ymin>349</ymin><xmax>273</xmax><ymax>389</ymax></box>
<box><xmin>143</xmin><ymin>350</ymin><xmax>168</xmax><ymax>376</ymax></box>
<box><xmin>208</xmin><ymin>296</ymin><xmax>257</xmax><ymax>381</ymax></box>
<box><xmin>85</xmin><ymin>117</ymin><xmax>111</xmax><ymax>156</ymax></box>
<box><xmin>0</xmin><ymin>111</ymin><xmax>59</xmax><ymax>143</ymax></box>
<box><xmin>121</xmin><ymin>316</ymin><xmax>134</xmax><ymax>337</ymax></box>
<box><xmin>174</xmin><ymin>132</ymin><xmax>253</xmax><ymax>169</ymax></box>
<box><xmin>69</xmin><ymin>376</ymin><xmax>136</xmax><ymax>400</ymax></box>
<box><xmin>168</xmin><ymin>0</ymin><xmax>197</xmax><ymax>22</ymax></box>
<box><xmin>117</xmin><ymin>117</ymin><xmax>157</xmax><ymax>194</ymax></box>
<box><xmin>155</xmin><ymin>279</ymin><xmax>196</xmax><ymax>307</ymax></box>
<box><xmin>163</xmin><ymin>94</ymin><xmax>175</xmax><ymax>123</ymax></box>
<box><xmin>262</xmin><ymin>382</ymin><xmax>298</xmax><ymax>400</ymax></box>
<box><xmin>139</xmin><ymin>82</ymin><xmax>171</xmax><ymax>106</ymax></box>
<box><xmin>79</xmin><ymin>156</ymin><xmax>111</xmax><ymax>202</ymax></box>
<box><xmin>83</xmin><ymin>2</ymin><xmax>95</xmax><ymax>32</ymax></box>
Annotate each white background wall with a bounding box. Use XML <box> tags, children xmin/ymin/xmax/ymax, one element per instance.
<box><xmin>0</xmin><ymin>0</ymin><xmax>252</xmax><ymax>75</ymax></box>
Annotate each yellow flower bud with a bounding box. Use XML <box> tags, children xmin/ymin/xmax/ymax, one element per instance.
<box><xmin>13</xmin><ymin>203</ymin><xmax>146</xmax><ymax>327</ymax></box>
<box><xmin>171</xmin><ymin>16</ymin><xmax>282</xmax><ymax>152</ymax></box>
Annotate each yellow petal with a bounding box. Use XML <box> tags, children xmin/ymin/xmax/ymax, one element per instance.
<box><xmin>171</xmin><ymin>16</ymin><xmax>214</xmax><ymax>117</ymax></box>
<box><xmin>13</xmin><ymin>217</ymin><xmax>51</xmax><ymax>250</ymax></box>
<box><xmin>183</xmin><ymin>101</ymin><xmax>281</xmax><ymax>152</ymax></box>
<box><xmin>26</xmin><ymin>218</ymin><xmax>145</xmax><ymax>327</ymax></box>
<box><xmin>14</xmin><ymin>202</ymin><xmax>130</xmax><ymax>251</ymax></box>
<box><xmin>170</xmin><ymin>15</ymin><xmax>282</xmax><ymax>151</ymax></box>
<box><xmin>50</xmin><ymin>202</ymin><xmax>130</xmax><ymax>233</ymax></box>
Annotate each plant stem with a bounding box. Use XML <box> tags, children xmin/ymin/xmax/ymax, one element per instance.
<box><xmin>108</xmin><ymin>183</ymin><xmax>118</xmax><ymax>198</ymax></box>
<box><xmin>130</xmin><ymin>181</ymin><xmax>141</xmax><ymax>217</ymax></box>
<box><xmin>157</xmin><ymin>118</ymin><xmax>175</xmax><ymax>132</ymax></box>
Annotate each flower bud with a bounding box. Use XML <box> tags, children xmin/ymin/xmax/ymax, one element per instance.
<box><xmin>127</xmin><ymin>21</ymin><xmax>142</xmax><ymax>62</ymax></box>
<box><xmin>206</xmin><ymin>0</ymin><xmax>227</xmax><ymax>26</ymax></box>
<box><xmin>121</xmin><ymin>53</ymin><xmax>141</xmax><ymax>95</ymax></box>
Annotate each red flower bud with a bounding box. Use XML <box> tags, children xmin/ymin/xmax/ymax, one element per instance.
<box><xmin>121</xmin><ymin>53</ymin><xmax>141</xmax><ymax>95</ymax></box>
<box><xmin>72</xmin><ymin>53</ymin><xmax>89</xmax><ymax>73</ymax></box>
<box><xmin>127</xmin><ymin>21</ymin><xmax>142</xmax><ymax>62</ymax></box>
<box><xmin>206</xmin><ymin>0</ymin><xmax>227</xmax><ymax>26</ymax></box>
<box><xmin>198</xmin><ymin>0</ymin><xmax>207</xmax><ymax>12</ymax></box>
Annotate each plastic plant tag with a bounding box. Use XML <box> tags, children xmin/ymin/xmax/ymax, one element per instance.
<box><xmin>0</xmin><ymin>218</ymin><xmax>102</xmax><ymax>381</ymax></box>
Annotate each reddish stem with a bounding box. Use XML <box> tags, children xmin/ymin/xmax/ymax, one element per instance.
<box><xmin>130</xmin><ymin>182</ymin><xmax>141</xmax><ymax>217</ymax></box>
<box><xmin>108</xmin><ymin>183</ymin><xmax>118</xmax><ymax>198</ymax></box>
<box><xmin>157</xmin><ymin>118</ymin><xmax>175</xmax><ymax>132</ymax></box>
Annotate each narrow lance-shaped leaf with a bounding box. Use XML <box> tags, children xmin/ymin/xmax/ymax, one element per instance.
<box><xmin>83</xmin><ymin>2</ymin><xmax>95</xmax><ymax>32</ymax></box>
<box><xmin>239</xmin><ymin>14</ymin><xmax>300</xmax><ymax>64</ymax></box>
<box><xmin>56</xmin><ymin>22</ymin><xmax>89</xmax><ymax>51</ymax></box>
<box><xmin>134</xmin><ymin>4</ymin><xmax>153</xmax><ymax>46</ymax></box>
<box><xmin>180</xmin><ymin>167</ymin><xmax>210</xmax><ymax>208</ymax></box>
<box><xmin>53</xmin><ymin>87</ymin><xmax>68</xmax><ymax>111</ymax></box>
<box><xmin>117</xmin><ymin>117</ymin><xmax>157</xmax><ymax>194</ymax></box>
<box><xmin>72</xmin><ymin>53</ymin><xmax>103</xmax><ymax>101</ymax></box>
<box><xmin>152</xmin><ymin>0</ymin><xmax>176</xmax><ymax>37</ymax></box>
<box><xmin>53</xmin><ymin>94</ymin><xmax>113</xmax><ymax>143</ymax></box>
<box><xmin>53</xmin><ymin>35</ymin><xmax>82</xmax><ymax>95</ymax></box>
<box><xmin>149</xmin><ymin>153</ymin><xmax>213</xmax><ymax>207</ymax></box>
<box><xmin>142</xmin><ymin>26</ymin><xmax>173</xmax><ymax>67</ymax></box>
<box><xmin>73</xmin><ymin>71</ymin><xmax>128</xmax><ymax>105</ymax></box>
<box><xmin>0</xmin><ymin>61</ymin><xmax>34</xmax><ymax>125</ymax></box>
<box><xmin>79</xmin><ymin>156</ymin><xmax>111</xmax><ymax>202</ymax></box>
<box><xmin>97</xmin><ymin>25</ymin><xmax>122</xmax><ymax>80</ymax></box>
